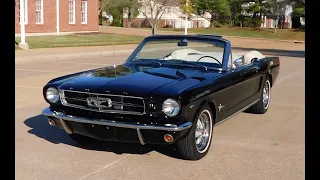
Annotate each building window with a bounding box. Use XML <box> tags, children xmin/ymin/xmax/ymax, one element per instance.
<box><xmin>18</xmin><ymin>0</ymin><xmax>28</xmax><ymax>24</ymax></box>
<box><xmin>69</xmin><ymin>0</ymin><xmax>75</xmax><ymax>24</ymax></box>
<box><xmin>35</xmin><ymin>0</ymin><xmax>43</xmax><ymax>24</ymax></box>
<box><xmin>81</xmin><ymin>1</ymin><xmax>88</xmax><ymax>24</ymax></box>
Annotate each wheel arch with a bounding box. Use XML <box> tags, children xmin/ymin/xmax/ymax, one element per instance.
<box><xmin>268</xmin><ymin>74</ymin><xmax>273</xmax><ymax>87</ymax></box>
<box><xmin>192</xmin><ymin>98</ymin><xmax>217</xmax><ymax>124</ymax></box>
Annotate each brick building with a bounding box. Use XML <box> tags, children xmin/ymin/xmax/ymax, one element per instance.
<box><xmin>15</xmin><ymin>0</ymin><xmax>99</xmax><ymax>34</ymax></box>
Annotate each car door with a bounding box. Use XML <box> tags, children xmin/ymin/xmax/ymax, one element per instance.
<box><xmin>210</xmin><ymin>52</ymin><xmax>260</xmax><ymax>121</ymax></box>
<box><xmin>227</xmin><ymin>59</ymin><xmax>260</xmax><ymax>116</ymax></box>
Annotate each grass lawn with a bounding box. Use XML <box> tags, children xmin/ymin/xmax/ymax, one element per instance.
<box><xmin>159</xmin><ymin>27</ymin><xmax>305</xmax><ymax>41</ymax></box>
<box><xmin>15</xmin><ymin>33</ymin><xmax>144</xmax><ymax>49</ymax></box>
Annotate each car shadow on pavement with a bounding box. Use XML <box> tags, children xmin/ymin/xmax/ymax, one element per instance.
<box><xmin>233</xmin><ymin>47</ymin><xmax>305</xmax><ymax>58</ymax></box>
<box><xmin>24</xmin><ymin>114</ymin><xmax>184</xmax><ymax>159</ymax></box>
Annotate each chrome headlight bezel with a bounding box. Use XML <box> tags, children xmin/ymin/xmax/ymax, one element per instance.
<box><xmin>162</xmin><ymin>98</ymin><xmax>181</xmax><ymax>117</ymax></box>
<box><xmin>45</xmin><ymin>87</ymin><xmax>60</xmax><ymax>103</ymax></box>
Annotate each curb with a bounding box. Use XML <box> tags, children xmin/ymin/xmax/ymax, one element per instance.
<box><xmin>223</xmin><ymin>35</ymin><xmax>305</xmax><ymax>44</ymax></box>
<box><xmin>15</xmin><ymin>49</ymin><xmax>134</xmax><ymax>64</ymax></box>
<box><xmin>99</xmin><ymin>26</ymin><xmax>305</xmax><ymax>43</ymax></box>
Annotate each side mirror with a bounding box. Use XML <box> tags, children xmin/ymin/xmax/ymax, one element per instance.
<box><xmin>233</xmin><ymin>58</ymin><xmax>244</xmax><ymax>67</ymax></box>
<box><xmin>178</xmin><ymin>39</ymin><xmax>188</xmax><ymax>46</ymax></box>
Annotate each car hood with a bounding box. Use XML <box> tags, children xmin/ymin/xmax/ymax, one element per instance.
<box><xmin>57</xmin><ymin>64</ymin><xmax>221</xmax><ymax>97</ymax></box>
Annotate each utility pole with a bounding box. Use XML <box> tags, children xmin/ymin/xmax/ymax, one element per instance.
<box><xmin>184</xmin><ymin>0</ymin><xmax>188</xmax><ymax>35</ymax></box>
<box><xmin>19</xmin><ymin>0</ymin><xmax>29</xmax><ymax>49</ymax></box>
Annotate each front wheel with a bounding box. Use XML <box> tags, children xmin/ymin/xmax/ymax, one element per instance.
<box><xmin>176</xmin><ymin>104</ymin><xmax>214</xmax><ymax>160</ymax></box>
<box><xmin>247</xmin><ymin>77</ymin><xmax>271</xmax><ymax>114</ymax></box>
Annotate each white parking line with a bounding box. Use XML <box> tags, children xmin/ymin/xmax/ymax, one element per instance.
<box><xmin>79</xmin><ymin>154</ymin><xmax>132</xmax><ymax>180</ymax></box>
<box><xmin>16</xmin><ymin>68</ymin><xmax>61</xmax><ymax>73</ymax></box>
<box><xmin>272</xmin><ymin>102</ymin><xmax>305</xmax><ymax>109</ymax></box>
<box><xmin>277</xmin><ymin>68</ymin><xmax>304</xmax><ymax>83</ymax></box>
<box><xmin>16</xmin><ymin>67</ymin><xmax>103</xmax><ymax>74</ymax></box>
<box><xmin>276</xmin><ymin>83</ymin><xmax>305</xmax><ymax>87</ymax></box>
<box><xmin>53</xmin><ymin>61</ymin><xmax>112</xmax><ymax>66</ymax></box>
<box><xmin>15</xmin><ymin>85</ymin><xmax>42</xmax><ymax>89</ymax></box>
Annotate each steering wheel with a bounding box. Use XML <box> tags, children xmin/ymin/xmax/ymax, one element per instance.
<box><xmin>197</xmin><ymin>55</ymin><xmax>222</xmax><ymax>65</ymax></box>
<box><xmin>162</xmin><ymin>53</ymin><xmax>172</xmax><ymax>60</ymax></box>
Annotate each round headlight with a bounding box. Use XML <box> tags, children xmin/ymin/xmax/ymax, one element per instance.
<box><xmin>162</xmin><ymin>98</ymin><xmax>180</xmax><ymax>117</ymax></box>
<box><xmin>46</xmin><ymin>87</ymin><xmax>60</xmax><ymax>103</ymax></box>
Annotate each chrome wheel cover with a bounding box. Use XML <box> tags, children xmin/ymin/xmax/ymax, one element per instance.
<box><xmin>195</xmin><ymin>110</ymin><xmax>213</xmax><ymax>153</ymax></box>
<box><xmin>263</xmin><ymin>80</ymin><xmax>271</xmax><ymax>109</ymax></box>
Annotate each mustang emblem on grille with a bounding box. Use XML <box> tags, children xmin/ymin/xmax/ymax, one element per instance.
<box><xmin>86</xmin><ymin>98</ymin><xmax>112</xmax><ymax>108</ymax></box>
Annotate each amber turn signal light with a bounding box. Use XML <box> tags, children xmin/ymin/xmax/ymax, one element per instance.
<box><xmin>48</xmin><ymin>119</ymin><xmax>56</xmax><ymax>126</ymax></box>
<box><xmin>164</xmin><ymin>134</ymin><xmax>174</xmax><ymax>143</ymax></box>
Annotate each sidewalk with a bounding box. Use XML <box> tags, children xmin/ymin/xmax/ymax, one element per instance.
<box><xmin>15</xmin><ymin>44</ymin><xmax>137</xmax><ymax>64</ymax></box>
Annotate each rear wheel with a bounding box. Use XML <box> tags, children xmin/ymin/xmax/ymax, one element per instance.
<box><xmin>176</xmin><ymin>104</ymin><xmax>214</xmax><ymax>160</ymax></box>
<box><xmin>247</xmin><ymin>77</ymin><xmax>271</xmax><ymax>114</ymax></box>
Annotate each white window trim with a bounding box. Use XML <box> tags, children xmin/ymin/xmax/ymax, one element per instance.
<box><xmin>19</xmin><ymin>0</ymin><xmax>28</xmax><ymax>25</ymax></box>
<box><xmin>81</xmin><ymin>1</ymin><xmax>88</xmax><ymax>24</ymax></box>
<box><xmin>35</xmin><ymin>0</ymin><xmax>44</xmax><ymax>24</ymax></box>
<box><xmin>69</xmin><ymin>0</ymin><xmax>76</xmax><ymax>24</ymax></box>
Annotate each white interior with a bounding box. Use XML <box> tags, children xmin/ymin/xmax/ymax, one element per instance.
<box><xmin>162</xmin><ymin>48</ymin><xmax>265</xmax><ymax>67</ymax></box>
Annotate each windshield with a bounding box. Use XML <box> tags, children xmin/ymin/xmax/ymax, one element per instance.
<box><xmin>131</xmin><ymin>38</ymin><xmax>226</xmax><ymax>68</ymax></box>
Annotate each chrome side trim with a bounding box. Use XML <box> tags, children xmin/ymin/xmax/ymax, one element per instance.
<box><xmin>215</xmin><ymin>98</ymin><xmax>260</xmax><ymax>126</ymax></box>
<box><xmin>41</xmin><ymin>108</ymin><xmax>192</xmax><ymax>131</ymax></box>
<box><xmin>136</xmin><ymin>129</ymin><xmax>145</xmax><ymax>145</ymax></box>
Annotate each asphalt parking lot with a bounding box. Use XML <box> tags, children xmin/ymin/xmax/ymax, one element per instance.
<box><xmin>15</xmin><ymin>50</ymin><xmax>305</xmax><ymax>180</ymax></box>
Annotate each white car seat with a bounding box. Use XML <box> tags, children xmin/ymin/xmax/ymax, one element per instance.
<box><xmin>243</xmin><ymin>50</ymin><xmax>265</xmax><ymax>64</ymax></box>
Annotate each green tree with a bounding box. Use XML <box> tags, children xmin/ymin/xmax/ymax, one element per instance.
<box><xmin>194</xmin><ymin>0</ymin><xmax>231</xmax><ymax>27</ymax></box>
<box><xmin>267</xmin><ymin>0</ymin><xmax>292</xmax><ymax>33</ymax></box>
<box><xmin>228</xmin><ymin>0</ymin><xmax>244</xmax><ymax>27</ymax></box>
<box><xmin>179</xmin><ymin>0</ymin><xmax>195</xmax><ymax>15</ymax></box>
<box><xmin>291</xmin><ymin>0</ymin><xmax>304</xmax><ymax>19</ymax></box>
<box><xmin>246</xmin><ymin>0</ymin><xmax>263</xmax><ymax>27</ymax></box>
<box><xmin>99</xmin><ymin>0</ymin><xmax>141</xmax><ymax>27</ymax></box>
<box><xmin>123</xmin><ymin>0</ymin><xmax>142</xmax><ymax>28</ymax></box>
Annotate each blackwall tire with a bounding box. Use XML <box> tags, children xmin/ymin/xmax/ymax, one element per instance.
<box><xmin>176</xmin><ymin>104</ymin><xmax>214</xmax><ymax>160</ymax></box>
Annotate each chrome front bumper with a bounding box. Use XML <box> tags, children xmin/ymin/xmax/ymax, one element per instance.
<box><xmin>42</xmin><ymin>108</ymin><xmax>192</xmax><ymax>139</ymax></box>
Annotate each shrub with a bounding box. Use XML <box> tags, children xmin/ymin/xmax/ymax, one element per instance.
<box><xmin>212</xmin><ymin>21</ymin><xmax>222</xmax><ymax>28</ymax></box>
<box><xmin>163</xmin><ymin>24</ymin><xmax>173</xmax><ymax>28</ymax></box>
<box><xmin>239</xmin><ymin>16</ymin><xmax>262</xmax><ymax>28</ymax></box>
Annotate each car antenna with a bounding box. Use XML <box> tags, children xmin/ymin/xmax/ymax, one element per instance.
<box><xmin>112</xmin><ymin>33</ymin><xmax>116</xmax><ymax>67</ymax></box>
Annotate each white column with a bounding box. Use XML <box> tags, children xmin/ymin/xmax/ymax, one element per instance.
<box><xmin>56</xmin><ymin>0</ymin><xmax>60</xmax><ymax>35</ymax></box>
<box><xmin>20</xmin><ymin>0</ymin><xmax>26</xmax><ymax>44</ymax></box>
<box><xmin>264</xmin><ymin>16</ymin><xmax>267</xmax><ymax>28</ymax></box>
<box><xmin>184</xmin><ymin>0</ymin><xmax>188</xmax><ymax>35</ymax></box>
<box><xmin>19</xmin><ymin>0</ymin><xmax>29</xmax><ymax>49</ymax></box>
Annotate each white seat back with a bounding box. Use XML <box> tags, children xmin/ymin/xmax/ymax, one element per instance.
<box><xmin>243</xmin><ymin>50</ymin><xmax>265</xmax><ymax>64</ymax></box>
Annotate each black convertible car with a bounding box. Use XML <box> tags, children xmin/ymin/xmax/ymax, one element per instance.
<box><xmin>42</xmin><ymin>35</ymin><xmax>280</xmax><ymax>160</ymax></box>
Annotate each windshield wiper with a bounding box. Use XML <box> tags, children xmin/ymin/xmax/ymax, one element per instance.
<box><xmin>164</xmin><ymin>59</ymin><xmax>208</xmax><ymax>71</ymax></box>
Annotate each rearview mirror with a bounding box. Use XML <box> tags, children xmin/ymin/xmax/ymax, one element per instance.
<box><xmin>233</xmin><ymin>58</ymin><xmax>244</xmax><ymax>67</ymax></box>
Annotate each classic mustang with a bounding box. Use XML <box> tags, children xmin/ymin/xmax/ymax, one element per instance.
<box><xmin>42</xmin><ymin>35</ymin><xmax>280</xmax><ymax>160</ymax></box>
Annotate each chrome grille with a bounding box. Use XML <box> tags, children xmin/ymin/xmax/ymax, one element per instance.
<box><xmin>59</xmin><ymin>90</ymin><xmax>145</xmax><ymax>115</ymax></box>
